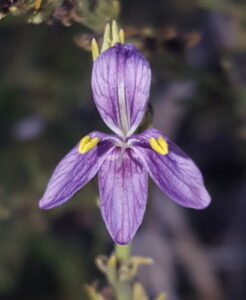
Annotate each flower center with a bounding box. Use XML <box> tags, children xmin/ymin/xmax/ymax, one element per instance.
<box><xmin>117</xmin><ymin>142</ymin><xmax>129</xmax><ymax>167</ymax></box>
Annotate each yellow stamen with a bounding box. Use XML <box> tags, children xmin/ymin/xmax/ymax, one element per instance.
<box><xmin>91</xmin><ymin>38</ymin><xmax>99</xmax><ymax>61</ymax></box>
<box><xmin>101</xmin><ymin>23</ymin><xmax>111</xmax><ymax>53</ymax></box>
<box><xmin>149</xmin><ymin>136</ymin><xmax>168</xmax><ymax>155</ymax></box>
<box><xmin>119</xmin><ymin>29</ymin><xmax>125</xmax><ymax>44</ymax></box>
<box><xmin>91</xmin><ymin>21</ymin><xmax>125</xmax><ymax>59</ymax></box>
<box><xmin>111</xmin><ymin>20</ymin><xmax>120</xmax><ymax>46</ymax></box>
<box><xmin>78</xmin><ymin>135</ymin><xmax>99</xmax><ymax>154</ymax></box>
<box><xmin>79</xmin><ymin>135</ymin><xmax>90</xmax><ymax>151</ymax></box>
<box><xmin>157</xmin><ymin>136</ymin><xmax>168</xmax><ymax>154</ymax></box>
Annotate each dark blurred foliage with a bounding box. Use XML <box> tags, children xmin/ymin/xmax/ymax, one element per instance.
<box><xmin>0</xmin><ymin>0</ymin><xmax>246</xmax><ymax>299</ymax></box>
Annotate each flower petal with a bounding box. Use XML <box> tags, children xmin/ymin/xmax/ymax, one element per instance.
<box><xmin>39</xmin><ymin>132</ymin><xmax>116</xmax><ymax>209</ymax></box>
<box><xmin>98</xmin><ymin>147</ymin><xmax>148</xmax><ymax>244</ymax></box>
<box><xmin>92</xmin><ymin>43</ymin><xmax>151</xmax><ymax>137</ymax></box>
<box><xmin>130</xmin><ymin>128</ymin><xmax>211</xmax><ymax>209</ymax></box>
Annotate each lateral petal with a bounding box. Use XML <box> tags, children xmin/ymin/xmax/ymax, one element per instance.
<box><xmin>130</xmin><ymin>128</ymin><xmax>211</xmax><ymax>209</ymax></box>
<box><xmin>39</xmin><ymin>132</ymin><xmax>116</xmax><ymax>209</ymax></box>
<box><xmin>92</xmin><ymin>43</ymin><xmax>151</xmax><ymax>137</ymax></box>
<box><xmin>98</xmin><ymin>148</ymin><xmax>148</xmax><ymax>244</ymax></box>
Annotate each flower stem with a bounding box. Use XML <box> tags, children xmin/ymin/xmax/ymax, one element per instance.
<box><xmin>115</xmin><ymin>243</ymin><xmax>131</xmax><ymax>261</ymax></box>
<box><xmin>114</xmin><ymin>243</ymin><xmax>132</xmax><ymax>300</ymax></box>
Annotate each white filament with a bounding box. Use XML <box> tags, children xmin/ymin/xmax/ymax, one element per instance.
<box><xmin>118</xmin><ymin>80</ymin><xmax>129</xmax><ymax>138</ymax></box>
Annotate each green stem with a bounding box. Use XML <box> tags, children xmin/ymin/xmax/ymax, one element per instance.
<box><xmin>115</xmin><ymin>243</ymin><xmax>131</xmax><ymax>261</ymax></box>
<box><xmin>114</xmin><ymin>243</ymin><xmax>132</xmax><ymax>300</ymax></box>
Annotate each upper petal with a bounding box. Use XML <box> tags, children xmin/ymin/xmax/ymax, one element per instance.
<box><xmin>92</xmin><ymin>43</ymin><xmax>151</xmax><ymax>137</ymax></box>
<box><xmin>130</xmin><ymin>128</ymin><xmax>211</xmax><ymax>209</ymax></box>
<box><xmin>98</xmin><ymin>147</ymin><xmax>148</xmax><ymax>244</ymax></box>
<box><xmin>39</xmin><ymin>132</ymin><xmax>116</xmax><ymax>209</ymax></box>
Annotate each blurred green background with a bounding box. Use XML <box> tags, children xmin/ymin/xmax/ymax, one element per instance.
<box><xmin>0</xmin><ymin>0</ymin><xmax>245</xmax><ymax>299</ymax></box>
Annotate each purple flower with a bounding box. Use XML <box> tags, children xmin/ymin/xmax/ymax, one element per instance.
<box><xmin>39</xmin><ymin>30</ymin><xmax>211</xmax><ymax>245</ymax></box>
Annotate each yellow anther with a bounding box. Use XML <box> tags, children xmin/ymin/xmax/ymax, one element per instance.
<box><xmin>149</xmin><ymin>136</ymin><xmax>168</xmax><ymax>155</ymax></box>
<box><xmin>101</xmin><ymin>23</ymin><xmax>111</xmax><ymax>53</ymax></box>
<box><xmin>119</xmin><ymin>29</ymin><xmax>125</xmax><ymax>44</ymax></box>
<box><xmin>78</xmin><ymin>135</ymin><xmax>99</xmax><ymax>154</ymax></box>
<box><xmin>111</xmin><ymin>20</ymin><xmax>120</xmax><ymax>46</ymax></box>
<box><xmin>91</xmin><ymin>21</ymin><xmax>125</xmax><ymax>59</ymax></box>
<box><xmin>91</xmin><ymin>38</ymin><xmax>99</xmax><ymax>61</ymax></box>
<box><xmin>157</xmin><ymin>136</ymin><xmax>168</xmax><ymax>154</ymax></box>
<box><xmin>79</xmin><ymin>135</ymin><xmax>90</xmax><ymax>150</ymax></box>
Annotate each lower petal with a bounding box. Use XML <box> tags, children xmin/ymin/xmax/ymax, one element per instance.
<box><xmin>39</xmin><ymin>132</ymin><xmax>115</xmax><ymax>209</ymax></box>
<box><xmin>98</xmin><ymin>148</ymin><xmax>148</xmax><ymax>245</ymax></box>
<box><xmin>130</xmin><ymin>128</ymin><xmax>211</xmax><ymax>209</ymax></box>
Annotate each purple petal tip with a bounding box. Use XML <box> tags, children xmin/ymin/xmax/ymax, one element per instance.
<box><xmin>38</xmin><ymin>199</ymin><xmax>54</xmax><ymax>210</ymax></box>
